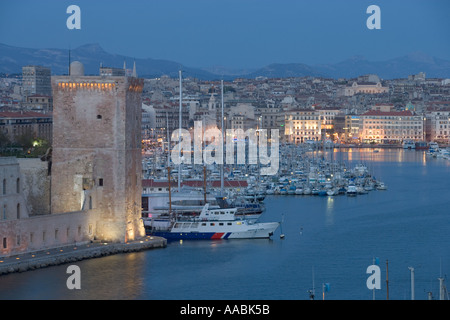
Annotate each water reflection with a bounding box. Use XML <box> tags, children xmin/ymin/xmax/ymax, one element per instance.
<box><xmin>325</xmin><ymin>197</ymin><xmax>334</xmax><ymax>226</ymax></box>
<box><xmin>62</xmin><ymin>253</ymin><xmax>146</xmax><ymax>299</ymax></box>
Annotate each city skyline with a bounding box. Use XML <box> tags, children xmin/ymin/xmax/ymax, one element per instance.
<box><xmin>1</xmin><ymin>0</ymin><xmax>449</xmax><ymax>70</ymax></box>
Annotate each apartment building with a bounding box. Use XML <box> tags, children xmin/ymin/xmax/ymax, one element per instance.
<box><xmin>359</xmin><ymin>110</ymin><xmax>424</xmax><ymax>143</ymax></box>
<box><xmin>284</xmin><ymin>109</ymin><xmax>322</xmax><ymax>143</ymax></box>
<box><xmin>425</xmin><ymin>110</ymin><xmax>450</xmax><ymax>143</ymax></box>
<box><xmin>22</xmin><ymin>66</ymin><xmax>52</xmax><ymax>97</ymax></box>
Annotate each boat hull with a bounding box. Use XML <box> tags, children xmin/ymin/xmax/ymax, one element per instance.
<box><xmin>146</xmin><ymin>222</ymin><xmax>280</xmax><ymax>240</ymax></box>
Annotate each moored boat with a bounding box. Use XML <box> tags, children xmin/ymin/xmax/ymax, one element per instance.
<box><xmin>403</xmin><ymin>140</ymin><xmax>416</xmax><ymax>149</ymax></box>
<box><xmin>346</xmin><ymin>185</ymin><xmax>357</xmax><ymax>196</ymax></box>
<box><xmin>144</xmin><ymin>204</ymin><xmax>280</xmax><ymax>240</ymax></box>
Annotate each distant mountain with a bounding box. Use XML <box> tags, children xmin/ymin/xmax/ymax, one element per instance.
<box><xmin>0</xmin><ymin>43</ymin><xmax>449</xmax><ymax>80</ymax></box>
<box><xmin>0</xmin><ymin>43</ymin><xmax>219</xmax><ymax>79</ymax></box>
<box><xmin>314</xmin><ymin>52</ymin><xmax>450</xmax><ymax>79</ymax></box>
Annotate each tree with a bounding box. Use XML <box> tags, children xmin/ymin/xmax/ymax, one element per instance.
<box><xmin>0</xmin><ymin>131</ymin><xmax>10</xmax><ymax>148</ymax></box>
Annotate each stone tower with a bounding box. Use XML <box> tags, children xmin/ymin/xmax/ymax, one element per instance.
<box><xmin>50</xmin><ymin>62</ymin><xmax>145</xmax><ymax>243</ymax></box>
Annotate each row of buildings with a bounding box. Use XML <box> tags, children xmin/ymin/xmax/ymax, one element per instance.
<box><xmin>140</xmin><ymin>71</ymin><xmax>450</xmax><ymax>145</ymax></box>
<box><xmin>1</xmin><ymin>65</ymin><xmax>450</xmax><ymax>146</ymax></box>
<box><xmin>143</xmin><ymin>97</ymin><xmax>449</xmax><ymax>145</ymax></box>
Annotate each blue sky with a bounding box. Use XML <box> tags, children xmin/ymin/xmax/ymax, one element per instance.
<box><xmin>0</xmin><ymin>0</ymin><xmax>449</xmax><ymax>68</ymax></box>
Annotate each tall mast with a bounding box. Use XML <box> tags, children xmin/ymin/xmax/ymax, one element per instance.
<box><xmin>178</xmin><ymin>69</ymin><xmax>182</xmax><ymax>192</ymax></box>
<box><xmin>168</xmin><ymin>166</ymin><xmax>172</xmax><ymax>218</ymax></box>
<box><xmin>438</xmin><ymin>277</ymin><xmax>445</xmax><ymax>300</ymax></box>
<box><xmin>408</xmin><ymin>266</ymin><xmax>415</xmax><ymax>300</ymax></box>
<box><xmin>221</xmin><ymin>79</ymin><xmax>224</xmax><ymax>196</ymax></box>
<box><xmin>166</xmin><ymin>111</ymin><xmax>170</xmax><ymax>167</ymax></box>
<box><xmin>386</xmin><ymin>260</ymin><xmax>389</xmax><ymax>300</ymax></box>
<box><xmin>68</xmin><ymin>45</ymin><xmax>71</xmax><ymax>76</ymax></box>
<box><xmin>203</xmin><ymin>165</ymin><xmax>207</xmax><ymax>204</ymax></box>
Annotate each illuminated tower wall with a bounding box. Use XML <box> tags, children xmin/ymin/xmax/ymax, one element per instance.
<box><xmin>51</xmin><ymin>63</ymin><xmax>145</xmax><ymax>243</ymax></box>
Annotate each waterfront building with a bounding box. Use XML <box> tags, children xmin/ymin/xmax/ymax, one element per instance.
<box><xmin>425</xmin><ymin>110</ymin><xmax>450</xmax><ymax>143</ymax></box>
<box><xmin>359</xmin><ymin>110</ymin><xmax>424</xmax><ymax>143</ymax></box>
<box><xmin>284</xmin><ymin>109</ymin><xmax>322</xmax><ymax>143</ymax></box>
<box><xmin>349</xmin><ymin>115</ymin><xmax>361</xmax><ymax>142</ymax></box>
<box><xmin>317</xmin><ymin>107</ymin><xmax>340</xmax><ymax>133</ymax></box>
<box><xmin>333</xmin><ymin>113</ymin><xmax>354</xmax><ymax>143</ymax></box>
<box><xmin>22</xmin><ymin>65</ymin><xmax>52</xmax><ymax>97</ymax></box>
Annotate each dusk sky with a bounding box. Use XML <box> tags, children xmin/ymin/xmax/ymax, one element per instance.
<box><xmin>1</xmin><ymin>0</ymin><xmax>449</xmax><ymax>69</ymax></box>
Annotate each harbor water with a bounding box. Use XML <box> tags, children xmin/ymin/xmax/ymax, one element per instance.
<box><xmin>0</xmin><ymin>148</ymin><xmax>449</xmax><ymax>300</ymax></box>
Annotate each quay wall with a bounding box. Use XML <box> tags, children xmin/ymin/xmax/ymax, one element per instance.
<box><xmin>0</xmin><ymin>236</ymin><xmax>166</xmax><ymax>275</ymax></box>
<box><xmin>0</xmin><ymin>209</ymin><xmax>99</xmax><ymax>257</ymax></box>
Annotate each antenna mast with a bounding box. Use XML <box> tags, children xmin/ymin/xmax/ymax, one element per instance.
<box><xmin>68</xmin><ymin>45</ymin><xmax>71</xmax><ymax>75</ymax></box>
<box><xmin>178</xmin><ymin>69</ymin><xmax>182</xmax><ymax>192</ymax></box>
<box><xmin>221</xmin><ymin>79</ymin><xmax>224</xmax><ymax>196</ymax></box>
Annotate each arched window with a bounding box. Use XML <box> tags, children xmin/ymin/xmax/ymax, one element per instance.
<box><xmin>16</xmin><ymin>178</ymin><xmax>20</xmax><ymax>193</ymax></box>
<box><xmin>17</xmin><ymin>203</ymin><xmax>20</xmax><ymax>219</ymax></box>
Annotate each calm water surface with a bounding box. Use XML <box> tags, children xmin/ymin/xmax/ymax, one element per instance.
<box><xmin>0</xmin><ymin>149</ymin><xmax>449</xmax><ymax>300</ymax></box>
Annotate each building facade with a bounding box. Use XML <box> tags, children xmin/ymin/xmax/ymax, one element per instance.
<box><xmin>285</xmin><ymin>109</ymin><xmax>322</xmax><ymax>143</ymax></box>
<box><xmin>344</xmin><ymin>82</ymin><xmax>388</xmax><ymax>96</ymax></box>
<box><xmin>0</xmin><ymin>111</ymin><xmax>52</xmax><ymax>144</ymax></box>
<box><xmin>22</xmin><ymin>65</ymin><xmax>52</xmax><ymax>97</ymax></box>
<box><xmin>21</xmin><ymin>94</ymin><xmax>53</xmax><ymax>113</ymax></box>
<box><xmin>426</xmin><ymin>111</ymin><xmax>450</xmax><ymax>143</ymax></box>
<box><xmin>359</xmin><ymin>110</ymin><xmax>424</xmax><ymax>143</ymax></box>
